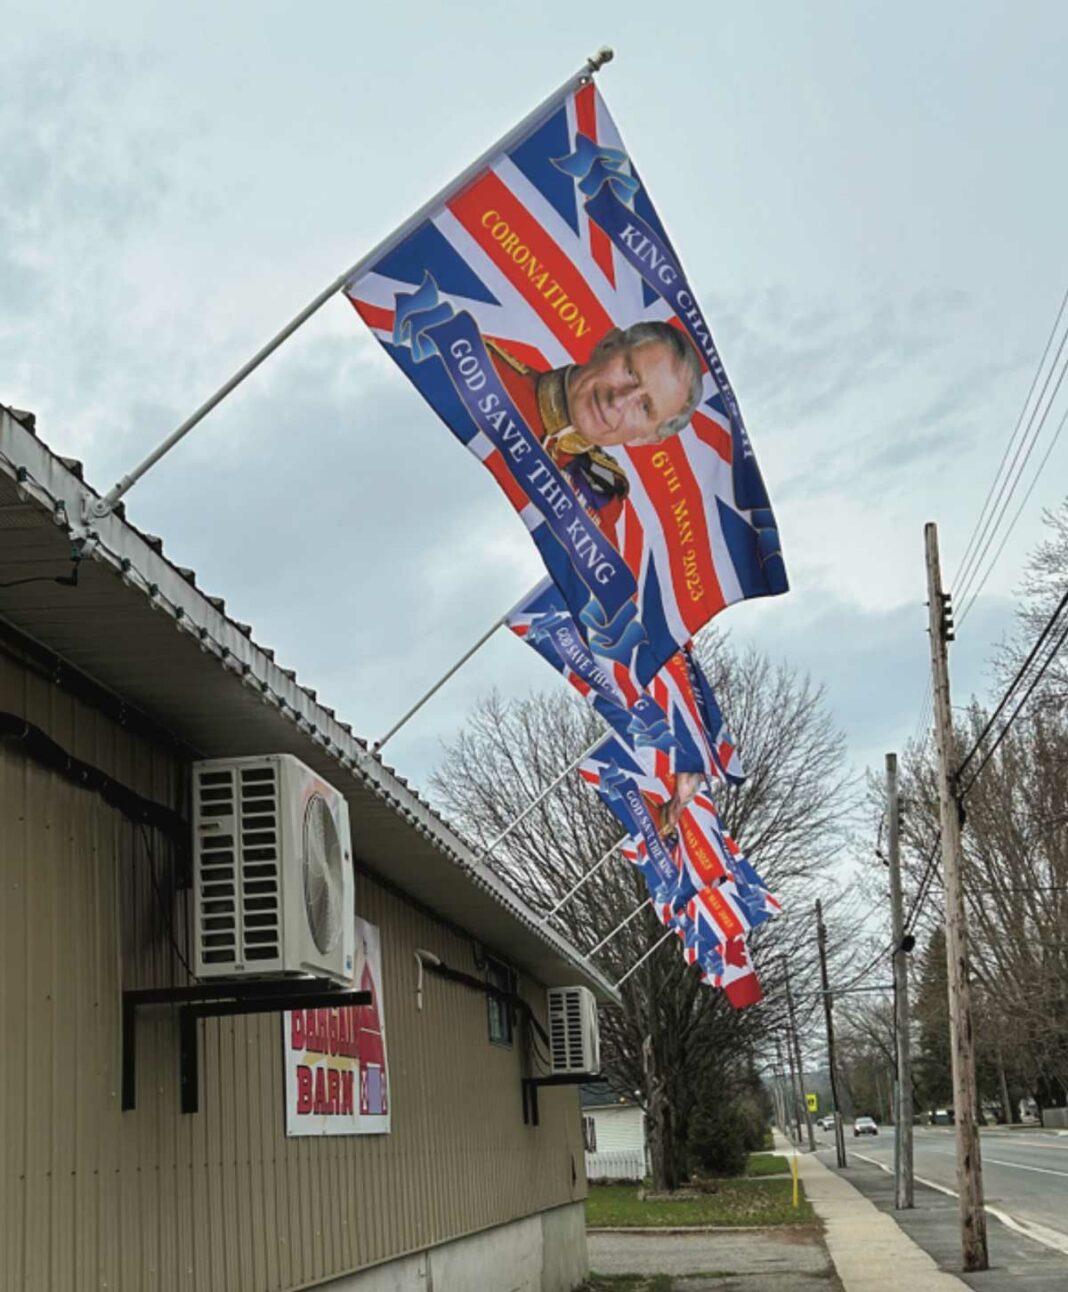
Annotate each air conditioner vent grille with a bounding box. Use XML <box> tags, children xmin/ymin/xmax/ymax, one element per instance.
<box><xmin>197</xmin><ymin>771</ymin><xmax>237</xmax><ymax>964</ymax></box>
<box><xmin>547</xmin><ymin>986</ymin><xmax>600</xmax><ymax>1075</ymax></box>
<box><xmin>239</xmin><ymin>766</ymin><xmax>280</xmax><ymax>962</ymax></box>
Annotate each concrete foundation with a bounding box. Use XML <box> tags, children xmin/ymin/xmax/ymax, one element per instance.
<box><xmin>320</xmin><ymin>1201</ymin><xmax>588</xmax><ymax>1292</ymax></box>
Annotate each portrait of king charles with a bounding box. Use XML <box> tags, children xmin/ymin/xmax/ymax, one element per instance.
<box><xmin>485</xmin><ymin>319</ymin><xmax>704</xmax><ymax>530</ymax></box>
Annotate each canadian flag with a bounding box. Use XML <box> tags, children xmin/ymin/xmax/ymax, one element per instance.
<box><xmin>720</xmin><ymin>935</ymin><xmax>763</xmax><ymax>1009</ymax></box>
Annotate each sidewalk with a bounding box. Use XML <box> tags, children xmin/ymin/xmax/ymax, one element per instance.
<box><xmin>774</xmin><ymin>1134</ymin><xmax>967</xmax><ymax>1291</ymax></box>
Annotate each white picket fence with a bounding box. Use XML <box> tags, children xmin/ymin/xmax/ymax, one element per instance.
<box><xmin>585</xmin><ymin>1149</ymin><xmax>646</xmax><ymax>1181</ymax></box>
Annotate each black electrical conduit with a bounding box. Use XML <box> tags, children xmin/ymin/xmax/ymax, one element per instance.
<box><xmin>0</xmin><ymin>712</ymin><xmax>190</xmax><ymax>854</ymax></box>
<box><xmin>418</xmin><ymin>954</ymin><xmax>551</xmax><ymax>1049</ymax></box>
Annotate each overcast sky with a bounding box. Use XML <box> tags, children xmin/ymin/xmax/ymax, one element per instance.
<box><xmin>3</xmin><ymin>2</ymin><xmax>1065</xmax><ymax>856</ymax></box>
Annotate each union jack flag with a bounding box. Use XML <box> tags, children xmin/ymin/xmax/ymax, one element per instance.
<box><xmin>346</xmin><ymin>80</ymin><xmax>786</xmax><ymax>685</ymax></box>
<box><xmin>509</xmin><ymin>580</ymin><xmax>744</xmax><ymax>787</ymax></box>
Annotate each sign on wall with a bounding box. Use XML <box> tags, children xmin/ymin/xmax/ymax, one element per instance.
<box><xmin>283</xmin><ymin>917</ymin><xmax>391</xmax><ymax>1135</ymax></box>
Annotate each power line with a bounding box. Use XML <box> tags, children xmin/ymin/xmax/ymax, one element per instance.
<box><xmin>953</xmin><ymin>287</ymin><xmax>1068</xmax><ymax>603</ymax></box>
<box><xmin>957</xmin><ymin>347</ymin><xmax>1068</xmax><ymax>623</ymax></box>
<box><xmin>959</xmin><ymin>616</ymin><xmax>1068</xmax><ymax>795</ymax></box>
<box><xmin>957</xmin><ymin>580</ymin><xmax>1068</xmax><ymax>781</ymax></box>
<box><xmin>903</xmin><ymin>291</ymin><xmax>1067</xmax><ymax>756</ymax></box>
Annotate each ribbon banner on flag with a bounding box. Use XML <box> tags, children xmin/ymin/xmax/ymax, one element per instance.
<box><xmin>346</xmin><ymin>80</ymin><xmax>786</xmax><ymax>685</ymax></box>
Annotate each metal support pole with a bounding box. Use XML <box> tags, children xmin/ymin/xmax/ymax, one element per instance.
<box><xmin>815</xmin><ymin>901</ymin><xmax>847</xmax><ymax>1168</ymax></box>
<box><xmin>82</xmin><ymin>51</ymin><xmax>614</xmax><ymax>525</ymax></box>
<box><xmin>477</xmin><ymin>734</ymin><xmax>604</xmax><ymax>862</ymax></box>
<box><xmin>925</xmin><ymin>521</ymin><xmax>988</xmax><ymax>1271</ymax></box>
<box><xmin>588</xmin><ymin>898</ymin><xmax>652</xmax><ymax>958</ymax></box>
<box><xmin>614</xmin><ymin>928</ymin><xmax>673</xmax><ymax>988</ymax></box>
<box><xmin>539</xmin><ymin>842</ymin><xmax>622</xmax><ymax>925</ymax></box>
<box><xmin>886</xmin><ymin>752</ymin><xmax>914</xmax><ymax>1208</ymax></box>
<box><xmin>373</xmin><ymin>612</ymin><xmax>507</xmax><ymax>752</ymax></box>
<box><xmin>784</xmin><ymin>959</ymin><xmax>816</xmax><ymax>1151</ymax></box>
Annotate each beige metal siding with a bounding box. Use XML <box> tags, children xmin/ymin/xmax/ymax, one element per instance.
<box><xmin>0</xmin><ymin>647</ymin><xmax>586</xmax><ymax>1292</ymax></box>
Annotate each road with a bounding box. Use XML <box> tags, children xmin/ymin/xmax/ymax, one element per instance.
<box><xmin>814</xmin><ymin>1122</ymin><xmax>1068</xmax><ymax>1249</ymax></box>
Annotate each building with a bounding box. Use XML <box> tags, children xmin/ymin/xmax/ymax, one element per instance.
<box><xmin>580</xmin><ymin>1082</ymin><xmax>647</xmax><ymax>1182</ymax></box>
<box><xmin>0</xmin><ymin>404</ymin><xmax>618</xmax><ymax>1292</ymax></box>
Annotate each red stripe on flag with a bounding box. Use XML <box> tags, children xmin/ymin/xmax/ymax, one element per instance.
<box><xmin>483</xmin><ymin>449</ymin><xmax>532</xmax><ymax>513</ymax></box>
<box><xmin>611</xmin><ymin>661</ymin><xmax>641</xmax><ymax>707</ymax></box>
<box><xmin>574</xmin><ymin>83</ymin><xmax>617</xmax><ymax>288</ymax></box>
<box><xmin>680</xmin><ymin>816</ymin><xmax>727</xmax><ymax>886</ymax></box>
<box><xmin>696</xmin><ymin>886</ymin><xmax>746</xmax><ymax>941</ymax></box>
<box><xmin>691</xmin><ymin>410</ymin><xmax>732</xmax><ymax>462</ymax></box>
<box><xmin>448</xmin><ymin>171</ymin><xmax>614</xmax><ymax>363</ymax></box>
<box><xmin>627</xmin><ymin>443</ymin><xmax>725</xmax><ymax>634</ymax></box>
<box><xmin>349</xmin><ymin>298</ymin><xmax>393</xmax><ymax>332</ymax></box>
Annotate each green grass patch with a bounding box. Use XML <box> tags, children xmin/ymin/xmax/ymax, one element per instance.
<box><xmin>744</xmin><ymin>1152</ymin><xmax>790</xmax><ymax>1177</ymax></box>
<box><xmin>585</xmin><ymin>1178</ymin><xmax>813</xmax><ymax>1228</ymax></box>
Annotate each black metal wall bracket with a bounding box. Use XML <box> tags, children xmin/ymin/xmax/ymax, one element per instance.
<box><xmin>521</xmin><ymin>1072</ymin><xmax>600</xmax><ymax>1127</ymax></box>
<box><xmin>122</xmin><ymin>980</ymin><xmax>371</xmax><ymax>1114</ymax></box>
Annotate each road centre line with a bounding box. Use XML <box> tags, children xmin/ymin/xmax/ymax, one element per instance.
<box><xmin>982</xmin><ymin>1155</ymin><xmax>1068</xmax><ymax>1178</ymax></box>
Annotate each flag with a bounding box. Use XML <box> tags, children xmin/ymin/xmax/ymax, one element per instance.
<box><xmin>346</xmin><ymin>79</ymin><xmax>786</xmax><ymax>686</ymax></box>
<box><xmin>581</xmin><ymin>738</ymin><xmax>747</xmax><ymax>917</ymax></box>
<box><xmin>722</xmin><ymin>831</ymin><xmax>782</xmax><ymax>926</ymax></box>
<box><xmin>718</xmin><ymin>935</ymin><xmax>764</xmax><ymax>1008</ymax></box>
<box><xmin>508</xmin><ymin>579</ymin><xmax>745</xmax><ymax>787</ymax></box>
<box><xmin>579</xmin><ymin>736</ymin><xmax>692</xmax><ymax>910</ymax></box>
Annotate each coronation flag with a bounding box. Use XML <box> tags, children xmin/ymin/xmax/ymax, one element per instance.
<box><xmin>345</xmin><ymin>79</ymin><xmax>786</xmax><ymax>686</ymax></box>
<box><xmin>509</xmin><ymin>579</ymin><xmax>744</xmax><ymax>787</ymax></box>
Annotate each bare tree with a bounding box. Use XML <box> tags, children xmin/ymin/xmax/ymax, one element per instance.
<box><xmin>431</xmin><ymin>632</ymin><xmax>859</xmax><ymax>1186</ymax></box>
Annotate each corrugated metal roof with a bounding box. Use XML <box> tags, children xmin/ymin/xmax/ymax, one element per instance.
<box><xmin>0</xmin><ymin>403</ymin><xmax>619</xmax><ymax>1002</ymax></box>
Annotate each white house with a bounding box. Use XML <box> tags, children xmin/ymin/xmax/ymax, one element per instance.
<box><xmin>581</xmin><ymin>1082</ymin><xmax>648</xmax><ymax>1181</ymax></box>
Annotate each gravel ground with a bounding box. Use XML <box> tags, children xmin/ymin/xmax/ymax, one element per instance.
<box><xmin>587</xmin><ymin>1227</ymin><xmax>843</xmax><ymax>1289</ymax></box>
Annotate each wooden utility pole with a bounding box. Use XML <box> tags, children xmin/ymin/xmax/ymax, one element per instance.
<box><xmin>815</xmin><ymin>901</ymin><xmax>847</xmax><ymax>1167</ymax></box>
<box><xmin>780</xmin><ymin>1023</ymin><xmax>803</xmax><ymax>1142</ymax></box>
<box><xmin>925</xmin><ymin>522</ymin><xmax>988</xmax><ymax>1271</ymax></box>
<box><xmin>783</xmin><ymin>959</ymin><xmax>816</xmax><ymax>1151</ymax></box>
<box><xmin>886</xmin><ymin>752</ymin><xmax>914</xmax><ymax>1208</ymax></box>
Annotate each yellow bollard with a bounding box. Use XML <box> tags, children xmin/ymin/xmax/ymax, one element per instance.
<box><xmin>790</xmin><ymin>1153</ymin><xmax>799</xmax><ymax>1209</ymax></box>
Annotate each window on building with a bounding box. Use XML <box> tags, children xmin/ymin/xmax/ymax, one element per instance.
<box><xmin>485</xmin><ymin>956</ymin><xmax>515</xmax><ymax>1047</ymax></box>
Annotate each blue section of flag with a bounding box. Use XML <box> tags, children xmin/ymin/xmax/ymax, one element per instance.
<box><xmin>510</xmin><ymin>105</ymin><xmax>580</xmax><ymax>234</ymax></box>
<box><xmin>374</xmin><ymin>222</ymin><xmax>499</xmax><ymax>305</ymax></box>
<box><xmin>716</xmin><ymin>499</ymin><xmax>787</xmax><ymax>599</ymax></box>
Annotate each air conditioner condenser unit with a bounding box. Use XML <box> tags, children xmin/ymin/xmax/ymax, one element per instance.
<box><xmin>193</xmin><ymin>753</ymin><xmax>354</xmax><ymax>984</ymax></box>
<box><xmin>547</xmin><ymin>985</ymin><xmax>601</xmax><ymax>1075</ymax></box>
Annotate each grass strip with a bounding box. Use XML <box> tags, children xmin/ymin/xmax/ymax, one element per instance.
<box><xmin>744</xmin><ymin>1152</ymin><xmax>790</xmax><ymax>1177</ymax></box>
<box><xmin>585</xmin><ymin>1178</ymin><xmax>813</xmax><ymax>1228</ymax></box>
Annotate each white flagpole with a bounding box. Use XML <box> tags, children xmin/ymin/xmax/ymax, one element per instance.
<box><xmin>538</xmin><ymin>841</ymin><xmax>623</xmax><ymax>926</ymax></box>
<box><xmin>587</xmin><ymin>897</ymin><xmax>652</xmax><ymax>957</ymax></box>
<box><xmin>374</xmin><ymin>610</ymin><xmax>508</xmax><ymax>752</ymax></box>
<box><xmin>373</xmin><ymin>576</ymin><xmax>556</xmax><ymax>752</ymax></box>
<box><xmin>83</xmin><ymin>49</ymin><xmax>615</xmax><ymax>527</ymax></box>
<box><xmin>614</xmin><ymin>929</ymin><xmax>674</xmax><ymax>988</ymax></box>
<box><xmin>476</xmin><ymin>732</ymin><xmax>604</xmax><ymax>861</ymax></box>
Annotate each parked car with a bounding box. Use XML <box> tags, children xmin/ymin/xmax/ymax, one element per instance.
<box><xmin>817</xmin><ymin>1115</ymin><xmax>835</xmax><ymax>1131</ymax></box>
<box><xmin>853</xmin><ymin>1116</ymin><xmax>879</xmax><ymax>1136</ymax></box>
